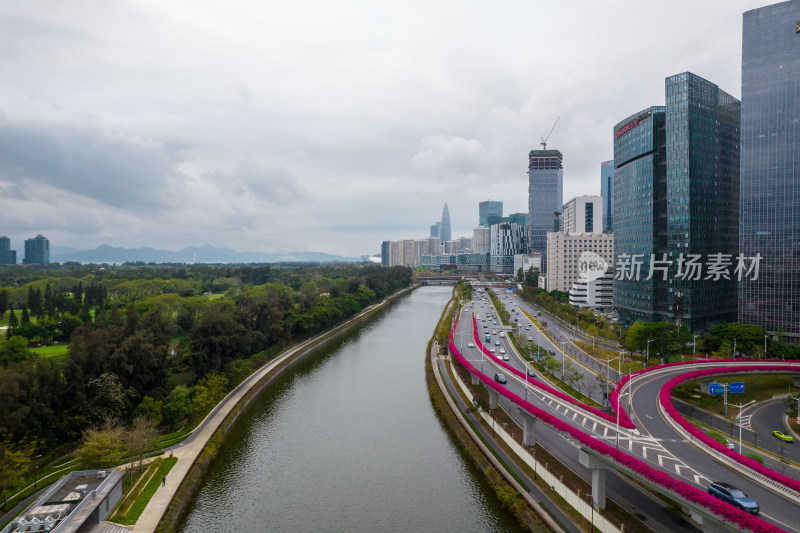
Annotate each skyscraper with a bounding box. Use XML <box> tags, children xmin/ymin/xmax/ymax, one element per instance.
<box><xmin>613</xmin><ymin>73</ymin><xmax>740</xmax><ymax>331</ymax></box>
<box><xmin>613</xmin><ymin>107</ymin><xmax>666</xmax><ymax>324</ymax></box>
<box><xmin>478</xmin><ymin>200</ymin><xmax>503</xmax><ymax>227</ymax></box>
<box><xmin>740</xmin><ymin>0</ymin><xmax>800</xmax><ymax>345</ymax></box>
<box><xmin>563</xmin><ymin>196</ymin><xmax>603</xmax><ymax>235</ymax></box>
<box><xmin>440</xmin><ymin>203</ymin><xmax>451</xmax><ymax>242</ymax></box>
<box><xmin>0</xmin><ymin>236</ymin><xmax>16</xmax><ymax>265</ymax></box>
<box><xmin>23</xmin><ymin>234</ymin><xmax>50</xmax><ymax>265</ymax></box>
<box><xmin>430</xmin><ymin>222</ymin><xmax>441</xmax><ymax>239</ymax></box>
<box><xmin>601</xmin><ymin>160</ymin><xmax>614</xmax><ymax>233</ymax></box>
<box><xmin>528</xmin><ymin>150</ymin><xmax>563</xmax><ymax>273</ymax></box>
<box><xmin>666</xmin><ymin>72</ymin><xmax>740</xmax><ymax>331</ymax></box>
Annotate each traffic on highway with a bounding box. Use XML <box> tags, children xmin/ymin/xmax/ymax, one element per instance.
<box><xmin>451</xmin><ymin>285</ymin><xmax>800</xmax><ymax>532</ymax></box>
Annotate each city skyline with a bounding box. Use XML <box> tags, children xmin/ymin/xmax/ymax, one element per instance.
<box><xmin>0</xmin><ymin>1</ymin><xmax>781</xmax><ymax>257</ymax></box>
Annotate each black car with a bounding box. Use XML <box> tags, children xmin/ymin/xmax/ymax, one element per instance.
<box><xmin>526</xmin><ymin>368</ymin><xmax>536</xmax><ymax>378</ymax></box>
<box><xmin>707</xmin><ymin>482</ymin><xmax>759</xmax><ymax>514</ymax></box>
<box><xmin>493</xmin><ymin>373</ymin><xmax>507</xmax><ymax>384</ymax></box>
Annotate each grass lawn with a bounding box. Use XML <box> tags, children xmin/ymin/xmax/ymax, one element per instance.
<box><xmin>29</xmin><ymin>344</ymin><xmax>69</xmax><ymax>357</ymax></box>
<box><xmin>111</xmin><ymin>457</ymin><xmax>178</xmax><ymax>526</ymax></box>
<box><xmin>673</xmin><ymin>374</ymin><xmax>798</xmax><ymax>416</ymax></box>
<box><xmin>204</xmin><ymin>293</ymin><xmax>225</xmax><ymax>300</ymax></box>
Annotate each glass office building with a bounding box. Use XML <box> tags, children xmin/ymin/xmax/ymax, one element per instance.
<box><xmin>666</xmin><ymin>72</ymin><xmax>740</xmax><ymax>331</ymax></box>
<box><xmin>613</xmin><ymin>72</ymin><xmax>740</xmax><ymax>331</ymax></box>
<box><xmin>601</xmin><ymin>160</ymin><xmax>614</xmax><ymax>233</ymax></box>
<box><xmin>613</xmin><ymin>107</ymin><xmax>667</xmax><ymax>324</ymax></box>
<box><xmin>528</xmin><ymin>150</ymin><xmax>563</xmax><ymax>273</ymax></box>
<box><xmin>478</xmin><ymin>200</ymin><xmax>503</xmax><ymax>227</ymax></box>
<box><xmin>740</xmin><ymin>1</ymin><xmax>800</xmax><ymax>344</ymax></box>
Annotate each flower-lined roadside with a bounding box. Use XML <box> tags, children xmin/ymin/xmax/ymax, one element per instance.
<box><xmin>470</xmin><ymin>314</ymin><xmax>636</xmax><ymax>429</ymax></box>
<box><xmin>659</xmin><ymin>364</ymin><xmax>800</xmax><ymax>495</ymax></box>
<box><xmin>451</xmin><ymin>314</ymin><xmax>786</xmax><ymax>533</ymax></box>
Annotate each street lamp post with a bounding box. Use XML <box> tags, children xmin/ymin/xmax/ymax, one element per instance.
<box><xmin>616</xmin><ymin>390</ymin><xmax>630</xmax><ymax>450</ymax></box>
<box><xmin>764</xmin><ymin>335</ymin><xmax>768</xmax><ymax>359</ymax></box>
<box><xmin>693</xmin><ymin>335</ymin><xmax>699</xmax><ymax>355</ymax></box>
<box><xmin>733</xmin><ymin>338</ymin><xmax>737</xmax><ymax>359</ymax></box>
<box><xmin>646</xmin><ymin>339</ymin><xmax>654</xmax><ymax>368</ymax></box>
<box><xmin>729</xmin><ymin>400</ymin><xmax>755</xmax><ymax>454</ymax></box>
<box><xmin>606</xmin><ymin>356</ymin><xmax>620</xmax><ymax>407</ymax></box>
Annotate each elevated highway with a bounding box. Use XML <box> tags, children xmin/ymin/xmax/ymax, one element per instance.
<box><xmin>454</xmin><ymin>291</ymin><xmax>800</xmax><ymax>532</ymax></box>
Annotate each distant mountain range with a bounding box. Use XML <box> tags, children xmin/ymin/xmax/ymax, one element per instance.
<box><xmin>49</xmin><ymin>244</ymin><xmax>360</xmax><ymax>264</ymax></box>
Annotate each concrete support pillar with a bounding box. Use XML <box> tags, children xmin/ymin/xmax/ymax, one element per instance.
<box><xmin>579</xmin><ymin>450</ymin><xmax>610</xmax><ymax>510</ymax></box>
<box><xmin>591</xmin><ymin>468</ymin><xmax>606</xmax><ymax>510</ymax></box>
<box><xmin>471</xmin><ymin>374</ymin><xmax>480</xmax><ymax>385</ymax></box>
<box><xmin>487</xmin><ymin>387</ymin><xmax>499</xmax><ymax>410</ymax></box>
<box><xmin>516</xmin><ymin>408</ymin><xmax>537</xmax><ymax>446</ymax></box>
<box><xmin>698</xmin><ymin>380</ymin><xmax>715</xmax><ymax>394</ymax></box>
<box><xmin>792</xmin><ymin>376</ymin><xmax>800</xmax><ymax>388</ymax></box>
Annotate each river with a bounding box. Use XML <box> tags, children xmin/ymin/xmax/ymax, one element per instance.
<box><xmin>176</xmin><ymin>286</ymin><xmax>524</xmax><ymax>532</ymax></box>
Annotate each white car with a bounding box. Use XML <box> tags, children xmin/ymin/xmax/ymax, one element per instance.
<box><xmin>490</xmin><ymin>348</ymin><xmax>496</xmax><ymax>353</ymax></box>
<box><xmin>495</xmin><ymin>341</ymin><xmax>501</xmax><ymax>346</ymax></box>
<box><xmin>528</xmin><ymin>337</ymin><xmax>533</xmax><ymax>341</ymax></box>
<box><xmin>499</xmin><ymin>348</ymin><xmax>506</xmax><ymax>354</ymax></box>
<box><xmin>503</xmin><ymin>353</ymin><xmax>510</xmax><ymax>361</ymax></box>
<box><xmin>468</xmin><ymin>343</ymin><xmax>474</xmax><ymax>348</ymax></box>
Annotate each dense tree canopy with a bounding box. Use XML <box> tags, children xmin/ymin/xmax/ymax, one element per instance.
<box><xmin>0</xmin><ymin>263</ymin><xmax>412</xmax><ymax>451</ymax></box>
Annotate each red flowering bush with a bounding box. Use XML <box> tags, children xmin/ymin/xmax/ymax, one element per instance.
<box><xmin>469</xmin><ymin>316</ymin><xmax>636</xmax><ymax>428</ymax></box>
<box><xmin>447</xmin><ymin>337</ymin><xmax>786</xmax><ymax>533</ymax></box>
<box><xmin>660</xmin><ymin>365</ymin><xmax>800</xmax><ymax>495</ymax></box>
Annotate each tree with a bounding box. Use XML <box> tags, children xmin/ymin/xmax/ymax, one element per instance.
<box><xmin>517</xmin><ymin>268</ymin><xmax>524</xmax><ymax>283</ymax></box>
<box><xmin>0</xmin><ymin>439</ymin><xmax>35</xmax><ymax>509</ymax></box>
<box><xmin>525</xmin><ymin>267</ymin><xmax>539</xmax><ymax>288</ymax></box>
<box><xmin>20</xmin><ymin>306</ymin><xmax>30</xmax><ymax>326</ymax></box>
<box><xmin>7</xmin><ymin>308</ymin><xmax>17</xmax><ymax>329</ymax></box>
<box><xmin>0</xmin><ymin>336</ymin><xmax>30</xmax><ymax>365</ymax></box>
<box><xmin>162</xmin><ymin>386</ymin><xmax>192</xmax><ymax>430</ymax></box>
<box><xmin>86</xmin><ymin>373</ymin><xmax>133</xmax><ymax>425</ymax></box>
<box><xmin>77</xmin><ymin>418</ymin><xmax>125</xmax><ymax>469</ymax></box>
<box><xmin>133</xmin><ymin>396</ymin><xmax>163</xmax><ymax>426</ymax></box>
<box><xmin>0</xmin><ymin>290</ymin><xmax>8</xmax><ymax>318</ymax></box>
<box><xmin>191</xmin><ymin>373</ymin><xmax>228</xmax><ymax>421</ymax></box>
<box><xmin>718</xmin><ymin>340</ymin><xmax>732</xmax><ymax>358</ymax></box>
<box><xmin>125</xmin><ymin>416</ymin><xmax>157</xmax><ymax>474</ymax></box>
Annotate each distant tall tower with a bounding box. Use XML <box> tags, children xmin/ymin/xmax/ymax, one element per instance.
<box><xmin>23</xmin><ymin>234</ymin><xmax>50</xmax><ymax>265</ymax></box>
<box><xmin>600</xmin><ymin>160</ymin><xmax>614</xmax><ymax>233</ymax></box>
<box><xmin>528</xmin><ymin>150</ymin><xmax>563</xmax><ymax>273</ymax></box>
<box><xmin>430</xmin><ymin>222</ymin><xmax>441</xmax><ymax>239</ymax></box>
<box><xmin>440</xmin><ymin>203</ymin><xmax>452</xmax><ymax>242</ymax></box>
<box><xmin>740</xmin><ymin>0</ymin><xmax>800</xmax><ymax>345</ymax></box>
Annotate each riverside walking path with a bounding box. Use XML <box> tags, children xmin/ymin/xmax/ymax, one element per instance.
<box><xmin>131</xmin><ymin>286</ymin><xmax>415</xmax><ymax>533</ymax></box>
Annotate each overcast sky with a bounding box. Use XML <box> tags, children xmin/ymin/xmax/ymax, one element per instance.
<box><xmin>0</xmin><ymin>1</ymin><xmax>778</xmax><ymax>257</ymax></box>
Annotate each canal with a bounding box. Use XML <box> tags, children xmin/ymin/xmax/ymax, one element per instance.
<box><xmin>177</xmin><ymin>285</ymin><xmax>523</xmax><ymax>532</ymax></box>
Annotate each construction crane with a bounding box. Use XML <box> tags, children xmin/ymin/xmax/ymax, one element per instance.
<box><xmin>540</xmin><ymin>116</ymin><xmax>560</xmax><ymax>150</ymax></box>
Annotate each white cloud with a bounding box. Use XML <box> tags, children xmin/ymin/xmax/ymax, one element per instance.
<box><xmin>0</xmin><ymin>0</ymin><xmax>774</xmax><ymax>256</ymax></box>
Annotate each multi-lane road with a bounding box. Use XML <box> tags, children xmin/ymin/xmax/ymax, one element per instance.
<box><xmin>454</xmin><ymin>288</ymin><xmax>800</xmax><ymax>532</ymax></box>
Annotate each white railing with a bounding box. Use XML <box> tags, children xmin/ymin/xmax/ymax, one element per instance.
<box><xmin>449</xmin><ymin>360</ymin><xmax>622</xmax><ymax>533</ymax></box>
<box><xmin>657</xmin><ymin>395</ymin><xmax>800</xmax><ymax>504</ymax></box>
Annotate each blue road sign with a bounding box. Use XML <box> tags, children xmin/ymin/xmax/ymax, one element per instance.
<box><xmin>729</xmin><ymin>382</ymin><xmax>745</xmax><ymax>394</ymax></box>
<box><xmin>708</xmin><ymin>383</ymin><xmax>725</xmax><ymax>394</ymax></box>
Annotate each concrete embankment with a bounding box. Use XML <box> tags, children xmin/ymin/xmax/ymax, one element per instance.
<box><xmin>133</xmin><ymin>285</ymin><xmax>418</xmax><ymax>533</ymax></box>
